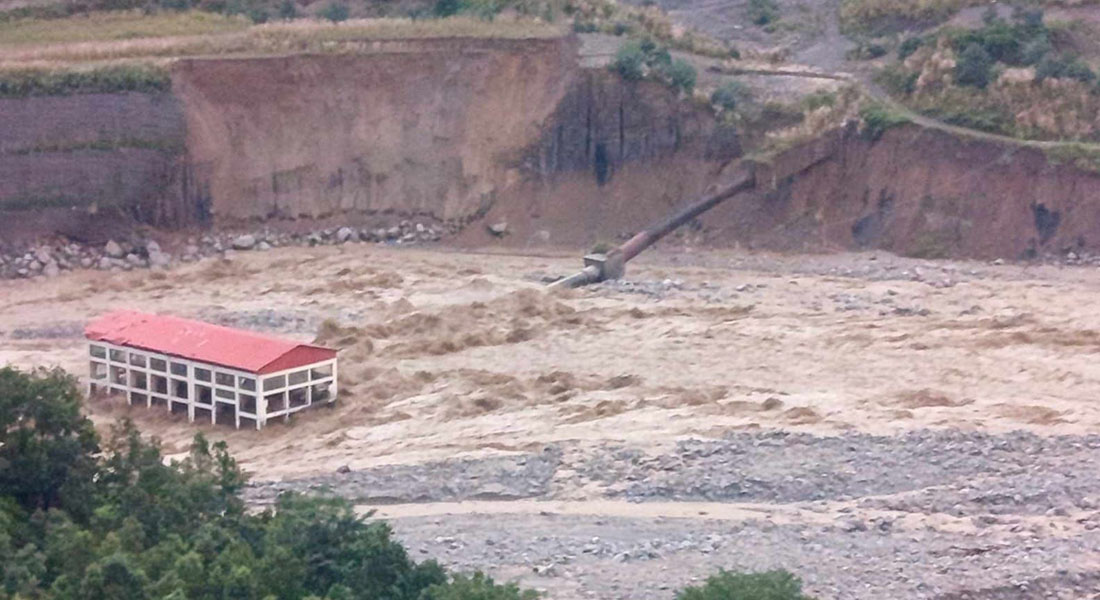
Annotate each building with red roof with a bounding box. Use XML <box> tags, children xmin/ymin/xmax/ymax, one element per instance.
<box><xmin>86</xmin><ymin>310</ymin><xmax>337</xmax><ymax>429</ymax></box>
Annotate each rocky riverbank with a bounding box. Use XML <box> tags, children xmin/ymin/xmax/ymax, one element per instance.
<box><xmin>244</xmin><ymin>430</ymin><xmax>1100</xmax><ymax>599</ymax></box>
<box><xmin>0</xmin><ymin>219</ymin><xmax>453</xmax><ymax>280</ymax></box>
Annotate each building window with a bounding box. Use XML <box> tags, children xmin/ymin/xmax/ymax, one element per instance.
<box><xmin>150</xmin><ymin>358</ymin><xmax>167</xmax><ymax>372</ymax></box>
<box><xmin>263</xmin><ymin>375</ymin><xmax>286</xmax><ymax>392</ymax></box>
<box><xmin>90</xmin><ymin>345</ymin><xmax>107</xmax><ymax>359</ymax></box>
<box><xmin>195</xmin><ymin>368</ymin><xmax>212</xmax><ymax>382</ymax></box>
<box><xmin>288</xmin><ymin>370</ymin><xmax>308</xmax><ymax>386</ymax></box>
<box><xmin>170</xmin><ymin>362</ymin><xmax>188</xmax><ymax>376</ymax></box>
<box><xmin>171</xmin><ymin>379</ymin><xmax>188</xmax><ymax>399</ymax></box>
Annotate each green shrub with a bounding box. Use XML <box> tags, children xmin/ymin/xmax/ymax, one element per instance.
<box><xmin>277</xmin><ymin>0</ymin><xmax>298</xmax><ymax>19</ymax></box>
<box><xmin>954</xmin><ymin>43</ymin><xmax>993</xmax><ymax>88</ymax></box>
<box><xmin>897</xmin><ymin>36</ymin><xmax>922</xmax><ymax>59</ymax></box>
<box><xmin>801</xmin><ymin>90</ymin><xmax>837</xmax><ymax>111</ymax></box>
<box><xmin>423</xmin><ymin>573</ymin><xmax>538</xmax><ymax>600</ymax></box>
<box><xmin>0</xmin><ymin>64</ymin><xmax>171</xmax><ymax>98</ymax></box>
<box><xmin>611</xmin><ymin>40</ymin><xmax>647</xmax><ymax>80</ymax></box>
<box><xmin>665</xmin><ymin>58</ymin><xmax>697</xmax><ymax>94</ymax></box>
<box><xmin>748</xmin><ymin>0</ymin><xmax>779</xmax><ymax>25</ymax></box>
<box><xmin>1036</xmin><ymin>56</ymin><xmax>1097</xmax><ymax>84</ymax></box>
<box><xmin>1020</xmin><ymin>36</ymin><xmax>1051</xmax><ymax>66</ymax></box>
<box><xmin>434</xmin><ymin>0</ymin><xmax>461</xmax><ymax>16</ymax></box>
<box><xmin>318</xmin><ymin>1</ymin><xmax>349</xmax><ymax>21</ymax></box>
<box><xmin>849</xmin><ymin>41</ymin><xmax>887</xmax><ymax>60</ymax></box>
<box><xmin>875</xmin><ymin>64</ymin><xmax>918</xmax><ymax>95</ymax></box>
<box><xmin>676</xmin><ymin>569</ymin><xmax>813</xmax><ymax>600</ymax></box>
<box><xmin>711</xmin><ymin>80</ymin><xmax>750</xmax><ymax>111</ymax></box>
<box><xmin>860</xmin><ymin>101</ymin><xmax>909</xmax><ymax>140</ymax></box>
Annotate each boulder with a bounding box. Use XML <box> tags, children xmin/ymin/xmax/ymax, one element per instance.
<box><xmin>232</xmin><ymin>234</ymin><xmax>257</xmax><ymax>250</ymax></box>
<box><xmin>104</xmin><ymin>240</ymin><xmax>125</xmax><ymax>258</ymax></box>
<box><xmin>488</xmin><ymin>221</ymin><xmax>508</xmax><ymax>236</ymax></box>
<box><xmin>336</xmin><ymin>226</ymin><xmax>356</xmax><ymax>243</ymax></box>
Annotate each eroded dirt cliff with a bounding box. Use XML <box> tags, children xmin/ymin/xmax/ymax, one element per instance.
<box><xmin>172</xmin><ymin>37</ymin><xmax>581</xmax><ymax>222</ymax></box>
<box><xmin>704</xmin><ymin>125</ymin><xmax>1100</xmax><ymax>260</ymax></box>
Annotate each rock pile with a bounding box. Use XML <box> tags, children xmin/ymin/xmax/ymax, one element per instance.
<box><xmin>1</xmin><ymin>219</ymin><xmax>450</xmax><ymax>280</ymax></box>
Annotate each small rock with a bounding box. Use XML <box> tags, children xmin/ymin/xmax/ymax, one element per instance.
<box><xmin>232</xmin><ymin>234</ymin><xmax>257</xmax><ymax>250</ymax></box>
<box><xmin>532</xmin><ymin>564</ymin><xmax>557</xmax><ymax>577</ymax></box>
<box><xmin>336</xmin><ymin>465</ymin><xmax>351</xmax><ymax>474</ymax></box>
<box><xmin>145</xmin><ymin>240</ymin><xmax>161</xmax><ymax>254</ymax></box>
<box><xmin>34</xmin><ymin>247</ymin><xmax>52</xmax><ymax>265</ymax></box>
<box><xmin>488</xmin><ymin>221</ymin><xmax>509</xmax><ymax>236</ymax></box>
<box><xmin>148</xmin><ymin>251</ymin><xmax>171</xmax><ymax>268</ymax></box>
<box><xmin>336</xmin><ymin>226</ymin><xmax>356</xmax><ymax>243</ymax></box>
<box><xmin>43</xmin><ymin>262</ymin><xmax>60</xmax><ymax>278</ymax></box>
<box><xmin>126</xmin><ymin>253</ymin><xmax>145</xmax><ymax>267</ymax></box>
<box><xmin>104</xmin><ymin>240</ymin><xmax>125</xmax><ymax>258</ymax></box>
<box><xmin>257</xmin><ymin>241</ymin><xmax>272</xmax><ymax>251</ymax></box>
<box><xmin>838</xmin><ymin>518</ymin><xmax>867</xmax><ymax>533</ymax></box>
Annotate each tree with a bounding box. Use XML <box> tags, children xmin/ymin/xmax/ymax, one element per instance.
<box><xmin>277</xmin><ymin>0</ymin><xmax>298</xmax><ymax>19</ymax></box>
<box><xmin>423</xmin><ymin>572</ymin><xmax>538</xmax><ymax>600</ymax></box>
<box><xmin>747</xmin><ymin>0</ymin><xmax>779</xmax><ymax>26</ymax></box>
<box><xmin>0</xmin><ymin>367</ymin><xmax>98</xmax><ymax>518</ymax></box>
<box><xmin>611</xmin><ymin>40</ymin><xmax>647</xmax><ymax>81</ymax></box>
<box><xmin>955</xmin><ymin>43</ymin><xmax>994</xmax><ymax>88</ymax></box>
<box><xmin>433</xmin><ymin>0</ymin><xmax>461</xmax><ymax>17</ymax></box>
<box><xmin>665</xmin><ymin>58</ymin><xmax>697</xmax><ymax>95</ymax></box>
<box><xmin>711</xmin><ymin>80</ymin><xmax>750</xmax><ymax>111</ymax></box>
<box><xmin>318</xmin><ymin>1</ymin><xmax>349</xmax><ymax>22</ymax></box>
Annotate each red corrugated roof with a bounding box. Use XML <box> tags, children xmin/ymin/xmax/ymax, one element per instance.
<box><xmin>85</xmin><ymin>310</ymin><xmax>335</xmax><ymax>374</ymax></box>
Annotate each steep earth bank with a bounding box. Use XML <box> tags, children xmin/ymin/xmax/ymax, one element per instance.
<box><xmin>0</xmin><ymin>35</ymin><xmax>737</xmax><ymax>248</ymax></box>
<box><xmin>8</xmin><ymin>34</ymin><xmax>1100</xmax><ymax>261</ymax></box>
<box><xmin>699</xmin><ymin>125</ymin><xmax>1100</xmax><ymax>260</ymax></box>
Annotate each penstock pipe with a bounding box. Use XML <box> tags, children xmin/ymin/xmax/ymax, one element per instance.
<box><xmin>618</xmin><ymin>169</ymin><xmax>755</xmax><ymax>263</ymax></box>
<box><xmin>548</xmin><ymin>167</ymin><xmax>756</xmax><ymax>289</ymax></box>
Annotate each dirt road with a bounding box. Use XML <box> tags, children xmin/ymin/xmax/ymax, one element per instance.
<box><xmin>4</xmin><ymin>243</ymin><xmax>1100</xmax><ymax>597</ymax></box>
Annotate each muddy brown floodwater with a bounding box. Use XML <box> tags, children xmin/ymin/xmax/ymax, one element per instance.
<box><xmin>4</xmin><ymin>243</ymin><xmax>1100</xmax><ymax>599</ymax></box>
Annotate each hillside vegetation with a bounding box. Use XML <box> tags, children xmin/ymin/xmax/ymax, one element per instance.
<box><xmin>873</xmin><ymin>7</ymin><xmax>1100</xmax><ymax>141</ymax></box>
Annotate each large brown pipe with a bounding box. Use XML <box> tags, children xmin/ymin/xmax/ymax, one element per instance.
<box><xmin>549</xmin><ymin>166</ymin><xmax>756</xmax><ymax>289</ymax></box>
<box><xmin>618</xmin><ymin>170</ymin><xmax>756</xmax><ymax>262</ymax></box>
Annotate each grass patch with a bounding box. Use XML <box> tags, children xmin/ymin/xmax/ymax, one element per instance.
<box><xmin>1045</xmin><ymin>143</ymin><xmax>1100</xmax><ymax>174</ymax></box>
<box><xmin>0</xmin><ymin>63</ymin><xmax>170</xmax><ymax>97</ymax></box>
<box><xmin>0</xmin><ymin>10</ymin><xmax>250</xmax><ymax>47</ymax></box>
<box><xmin>840</xmin><ymin>0</ymin><xmax>979</xmax><ymax>33</ymax></box>
<box><xmin>860</xmin><ymin>101</ymin><xmax>910</xmax><ymax>140</ymax></box>
<box><xmin>0</xmin><ymin>16</ymin><xmax>564</xmax><ymax>66</ymax></box>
